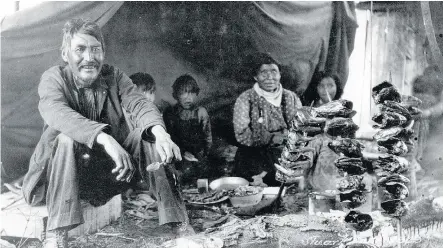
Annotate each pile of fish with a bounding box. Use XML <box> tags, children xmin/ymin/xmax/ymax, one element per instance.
<box><xmin>274</xmin><ymin>107</ymin><xmax>322</xmax><ymax>183</ymax></box>
<box><xmin>319</xmin><ymin>100</ymin><xmax>373</xmax><ymax>232</ymax></box>
<box><xmin>292</xmin><ymin>106</ymin><xmax>327</xmax><ymax>136</ymax></box>
<box><xmin>314</xmin><ymin>99</ymin><xmax>357</xmax><ymax>119</ymax></box>
<box><xmin>231</xmin><ymin>185</ymin><xmax>262</xmax><ymax>197</ymax></box>
<box><xmin>275</xmin><ymin>101</ymin><xmax>360</xmax><ymax>183</ymax></box>
<box><xmin>371</xmin><ymin>81</ymin><xmax>420</xmax><ymax>218</ymax></box>
<box><xmin>371</xmin><ymin>81</ymin><xmax>421</xmax><ymax>130</ymax></box>
<box><xmin>316</xmin><ymin>99</ymin><xmax>359</xmax><ymax>137</ymax></box>
<box><xmin>185</xmin><ymin>189</ymin><xmax>231</xmax><ymax>204</ymax></box>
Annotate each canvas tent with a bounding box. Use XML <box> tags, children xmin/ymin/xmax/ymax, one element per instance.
<box><xmin>1</xmin><ymin>1</ymin><xmax>357</xmax><ymax>183</ymax></box>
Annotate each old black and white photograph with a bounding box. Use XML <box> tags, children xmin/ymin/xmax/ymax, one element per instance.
<box><xmin>1</xmin><ymin>1</ymin><xmax>443</xmax><ymax>248</ymax></box>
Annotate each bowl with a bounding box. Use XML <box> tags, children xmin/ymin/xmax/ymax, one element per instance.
<box><xmin>230</xmin><ymin>187</ymin><xmax>264</xmax><ymax>207</ymax></box>
<box><xmin>209</xmin><ymin>177</ymin><xmax>249</xmax><ymax>191</ymax></box>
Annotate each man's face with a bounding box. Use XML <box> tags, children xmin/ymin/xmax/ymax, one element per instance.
<box><xmin>62</xmin><ymin>33</ymin><xmax>104</xmax><ymax>87</ymax></box>
<box><xmin>254</xmin><ymin>64</ymin><xmax>281</xmax><ymax>92</ymax></box>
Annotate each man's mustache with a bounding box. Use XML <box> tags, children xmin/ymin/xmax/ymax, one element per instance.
<box><xmin>79</xmin><ymin>62</ymin><xmax>99</xmax><ymax>69</ymax></box>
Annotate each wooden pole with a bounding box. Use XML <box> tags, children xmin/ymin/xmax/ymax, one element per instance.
<box><xmin>397</xmin><ymin>218</ymin><xmax>403</xmax><ymax>248</ymax></box>
<box><xmin>421</xmin><ymin>1</ymin><xmax>443</xmax><ymax>72</ymax></box>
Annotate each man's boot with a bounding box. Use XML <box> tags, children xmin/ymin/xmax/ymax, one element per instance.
<box><xmin>44</xmin><ymin>228</ymin><xmax>68</xmax><ymax>248</ymax></box>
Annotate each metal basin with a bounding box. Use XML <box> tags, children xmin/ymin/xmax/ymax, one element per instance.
<box><xmin>209</xmin><ymin>177</ymin><xmax>249</xmax><ymax>191</ymax></box>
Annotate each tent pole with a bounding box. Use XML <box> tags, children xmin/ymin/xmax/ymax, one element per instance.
<box><xmin>421</xmin><ymin>1</ymin><xmax>443</xmax><ymax>72</ymax></box>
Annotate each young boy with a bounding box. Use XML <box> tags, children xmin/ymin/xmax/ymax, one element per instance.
<box><xmin>130</xmin><ymin>72</ymin><xmax>156</xmax><ymax>102</ymax></box>
<box><xmin>163</xmin><ymin>74</ymin><xmax>213</xmax><ymax>187</ymax></box>
<box><xmin>123</xmin><ymin>72</ymin><xmax>157</xmax><ymax>132</ymax></box>
<box><xmin>121</xmin><ymin>72</ymin><xmax>159</xmax><ymax>192</ymax></box>
<box><xmin>125</xmin><ymin>72</ymin><xmax>172</xmax><ymax>129</ymax></box>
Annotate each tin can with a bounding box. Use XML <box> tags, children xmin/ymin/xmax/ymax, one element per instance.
<box><xmin>308</xmin><ymin>192</ymin><xmax>337</xmax><ymax>215</ymax></box>
<box><xmin>197</xmin><ymin>179</ymin><xmax>209</xmax><ymax>194</ymax></box>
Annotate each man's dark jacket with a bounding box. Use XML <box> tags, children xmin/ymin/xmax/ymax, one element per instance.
<box><xmin>22</xmin><ymin>64</ymin><xmax>164</xmax><ymax>205</ymax></box>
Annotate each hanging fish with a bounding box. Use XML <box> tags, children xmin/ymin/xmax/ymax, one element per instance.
<box><xmin>372</xmin><ymin>111</ymin><xmax>407</xmax><ymax>129</ymax></box>
<box><xmin>325</xmin><ymin>117</ymin><xmax>359</xmax><ymax>138</ymax></box>
<box><xmin>313</xmin><ymin>99</ymin><xmax>356</xmax><ymax>118</ymax></box>
<box><xmin>377</xmin><ymin>138</ymin><xmax>408</xmax><ymax>156</ymax></box>
<box><xmin>382</xmin><ymin>182</ymin><xmax>409</xmax><ymax>200</ymax></box>
<box><xmin>339</xmin><ymin>189</ymin><xmax>366</xmax><ymax>209</ymax></box>
<box><xmin>381</xmin><ymin>199</ymin><xmax>409</xmax><ymax>218</ymax></box>
<box><xmin>337</xmin><ymin>175</ymin><xmax>366</xmax><ymax>193</ymax></box>
<box><xmin>378</xmin><ymin>174</ymin><xmax>410</xmax><ymax>186</ymax></box>
<box><xmin>373</xmin><ymin>155</ymin><xmax>409</xmax><ymax>175</ymax></box>
<box><xmin>372</xmin><ymin>81</ymin><xmax>401</xmax><ymax>104</ymax></box>
<box><xmin>334</xmin><ymin>156</ymin><xmax>367</xmax><ymax>175</ymax></box>
<box><xmin>344</xmin><ymin>210</ymin><xmax>374</xmax><ymax>232</ymax></box>
<box><xmin>328</xmin><ymin>137</ymin><xmax>365</xmax><ymax>158</ymax></box>
<box><xmin>373</xmin><ymin>126</ymin><xmax>414</xmax><ymax>145</ymax></box>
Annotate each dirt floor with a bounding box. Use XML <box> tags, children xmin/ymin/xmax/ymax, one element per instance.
<box><xmin>5</xmin><ymin>192</ymin><xmax>443</xmax><ymax>248</ymax></box>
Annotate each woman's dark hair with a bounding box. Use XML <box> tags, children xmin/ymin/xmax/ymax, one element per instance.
<box><xmin>172</xmin><ymin>74</ymin><xmax>200</xmax><ymax>100</ymax></box>
<box><xmin>302</xmin><ymin>71</ymin><xmax>343</xmax><ymax>105</ymax></box>
<box><xmin>130</xmin><ymin>72</ymin><xmax>156</xmax><ymax>92</ymax></box>
<box><xmin>251</xmin><ymin>53</ymin><xmax>281</xmax><ymax>77</ymax></box>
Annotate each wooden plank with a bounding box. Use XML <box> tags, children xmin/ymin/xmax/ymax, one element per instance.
<box><xmin>1</xmin><ymin>192</ymin><xmax>122</xmax><ymax>240</ymax></box>
<box><xmin>69</xmin><ymin>194</ymin><xmax>122</xmax><ymax>237</ymax></box>
<box><xmin>0</xmin><ymin>212</ymin><xmax>46</xmax><ymax>239</ymax></box>
<box><xmin>239</xmin><ymin>238</ymin><xmax>280</xmax><ymax>248</ymax></box>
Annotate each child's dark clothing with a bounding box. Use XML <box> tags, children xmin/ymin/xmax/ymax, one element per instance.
<box><xmin>163</xmin><ymin>104</ymin><xmax>212</xmax><ymax>186</ymax></box>
<box><xmin>164</xmin><ymin>105</ymin><xmax>212</xmax><ymax>159</ymax></box>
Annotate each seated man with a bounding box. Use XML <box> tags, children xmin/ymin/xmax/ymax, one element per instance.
<box><xmin>21</xmin><ymin>18</ymin><xmax>192</xmax><ymax>248</ymax></box>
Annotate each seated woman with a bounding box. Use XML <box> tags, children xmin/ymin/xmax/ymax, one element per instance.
<box><xmin>305</xmin><ymin>72</ymin><xmax>374</xmax><ymax>205</ymax></box>
<box><xmin>303</xmin><ymin>71</ymin><xmax>345</xmax><ymax>192</ymax></box>
<box><xmin>233</xmin><ymin>53</ymin><xmax>302</xmax><ymax>186</ymax></box>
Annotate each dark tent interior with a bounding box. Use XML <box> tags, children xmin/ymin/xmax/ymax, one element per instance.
<box><xmin>1</xmin><ymin>1</ymin><xmax>357</xmax><ymax>183</ymax></box>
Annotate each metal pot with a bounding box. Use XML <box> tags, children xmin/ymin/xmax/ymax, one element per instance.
<box><xmin>209</xmin><ymin>177</ymin><xmax>249</xmax><ymax>191</ymax></box>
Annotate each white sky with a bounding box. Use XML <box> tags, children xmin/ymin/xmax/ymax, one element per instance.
<box><xmin>0</xmin><ymin>1</ymin><xmax>43</xmax><ymax>18</ymax></box>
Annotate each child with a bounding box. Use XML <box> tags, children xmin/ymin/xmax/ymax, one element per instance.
<box><xmin>303</xmin><ymin>72</ymin><xmax>347</xmax><ymax>192</ymax></box>
<box><xmin>123</xmin><ymin>72</ymin><xmax>159</xmax><ymax>192</ymax></box>
<box><xmin>124</xmin><ymin>72</ymin><xmax>158</xmax><ymax>131</ymax></box>
<box><xmin>302</xmin><ymin>71</ymin><xmax>343</xmax><ymax>106</ymax></box>
<box><xmin>130</xmin><ymin>72</ymin><xmax>156</xmax><ymax>102</ymax></box>
<box><xmin>163</xmin><ymin>74</ymin><xmax>213</xmax><ymax>187</ymax></box>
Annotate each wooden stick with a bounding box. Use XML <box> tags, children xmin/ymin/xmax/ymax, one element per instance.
<box><xmin>397</xmin><ymin>218</ymin><xmax>402</xmax><ymax>248</ymax></box>
<box><xmin>421</xmin><ymin>2</ymin><xmax>443</xmax><ymax>73</ymax></box>
<box><xmin>326</xmin><ymin>90</ymin><xmax>332</xmax><ymax>102</ymax></box>
<box><xmin>95</xmin><ymin>232</ymin><xmax>137</xmax><ymax>241</ymax></box>
<box><xmin>352</xmin><ymin>230</ymin><xmax>358</xmax><ymax>242</ymax></box>
<box><xmin>1</xmin><ymin>195</ymin><xmax>24</xmax><ymax>211</ymax></box>
<box><xmin>3</xmin><ymin>183</ymin><xmax>22</xmax><ymax>195</ymax></box>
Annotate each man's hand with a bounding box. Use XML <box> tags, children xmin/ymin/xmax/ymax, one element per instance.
<box><xmin>151</xmin><ymin>125</ymin><xmax>182</xmax><ymax>163</ymax></box>
<box><xmin>96</xmin><ymin>132</ymin><xmax>134</xmax><ymax>182</ymax></box>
